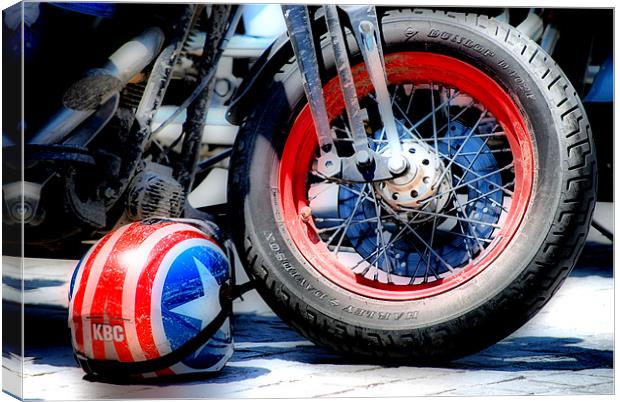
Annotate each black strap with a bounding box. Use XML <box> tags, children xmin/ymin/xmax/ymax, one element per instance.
<box><xmin>75</xmin><ymin>281</ymin><xmax>255</xmax><ymax>376</ymax></box>
<box><xmin>76</xmin><ymin>306</ymin><xmax>229</xmax><ymax>376</ymax></box>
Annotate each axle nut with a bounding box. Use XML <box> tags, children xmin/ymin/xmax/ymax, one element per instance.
<box><xmin>388</xmin><ymin>155</ymin><xmax>408</xmax><ymax>174</ymax></box>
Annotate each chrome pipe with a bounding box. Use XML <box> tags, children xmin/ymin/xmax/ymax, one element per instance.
<box><xmin>29</xmin><ymin>27</ymin><xmax>165</xmax><ymax>145</ymax></box>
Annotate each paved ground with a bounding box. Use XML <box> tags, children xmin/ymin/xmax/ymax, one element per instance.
<box><xmin>2</xmin><ymin>240</ymin><xmax>612</xmax><ymax>399</ymax></box>
<box><xmin>2</xmin><ymin>203</ymin><xmax>614</xmax><ymax>399</ymax></box>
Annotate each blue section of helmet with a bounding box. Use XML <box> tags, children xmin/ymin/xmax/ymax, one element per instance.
<box><xmin>49</xmin><ymin>3</ymin><xmax>117</xmax><ymax>18</ymax></box>
<box><xmin>160</xmin><ymin>243</ymin><xmax>231</xmax><ymax>371</ymax></box>
<box><xmin>68</xmin><ymin>258</ymin><xmax>83</xmax><ymax>302</ymax></box>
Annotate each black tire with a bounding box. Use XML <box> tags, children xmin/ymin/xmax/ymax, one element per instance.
<box><xmin>228</xmin><ymin>9</ymin><xmax>597</xmax><ymax>361</ymax></box>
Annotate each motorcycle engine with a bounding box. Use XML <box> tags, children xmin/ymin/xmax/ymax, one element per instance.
<box><xmin>125</xmin><ymin>162</ymin><xmax>186</xmax><ymax>220</ymax></box>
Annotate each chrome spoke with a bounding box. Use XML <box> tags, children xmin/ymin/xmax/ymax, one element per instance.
<box><xmin>437</xmin><ymin>182</ymin><xmax>512</xmax><ymax>215</ymax></box>
<box><xmin>431</xmin><ymin>82</ymin><xmax>440</xmax><ymax>157</ymax></box>
<box><xmin>325</xmin><ymin>184</ymin><xmax>368</xmax><ymax>248</ymax></box>
<box><xmin>445</xmin><ymin>167</ymin><xmax>477</xmax><ymax>261</ymax></box>
<box><xmin>454</xmin><ymin>166</ymin><xmax>514</xmax><ymax>197</ymax></box>
<box><xmin>437</xmin><ymin>227</ymin><xmax>493</xmax><ymax>244</ymax></box>
<box><xmin>454</xmin><ymin>135</ymin><xmax>492</xmax><ymax>185</ymax></box>
<box><xmin>409</xmin><ymin>91</ymin><xmax>461</xmax><ymax>133</ymax></box>
<box><xmin>408</xmin><ymin>254</ymin><xmax>425</xmax><ymax>285</ymax></box>
<box><xmin>414</xmin><ymin>131</ymin><xmax>507</xmax><ymax>143</ymax></box>
<box><xmin>393</xmin><ymin>90</ymin><xmax>462</xmax><ymax>140</ymax></box>
<box><xmin>380</xmin><ymin>200</ymin><xmax>455</xmax><ymax>272</ymax></box>
<box><xmin>444</xmin><ymin>133</ymin><xmax>514</xmax><ymax>198</ymax></box>
<box><xmin>424</xmin><ymin>217</ymin><xmax>440</xmax><ymax>282</ymax></box>
<box><xmin>424</xmin><ymin>163</ymin><xmax>514</xmax><ymax>203</ymax></box>
<box><xmin>455</xmin><ymin>148</ymin><xmax>512</xmax><ymax>156</ymax></box>
<box><xmin>433</xmin><ymin>108</ymin><xmax>488</xmax><ymax>188</ymax></box>
<box><xmin>405</xmin><ymin>85</ymin><xmax>415</xmax><ymax>115</ymax></box>
<box><xmin>315</xmin><ymin>217</ymin><xmax>380</xmax><ymax>234</ymax></box>
<box><xmin>338</xmin><ymin>183</ymin><xmax>377</xmax><ymax>205</ymax></box>
<box><xmin>449</xmin><ymin>172</ymin><xmax>509</xmax><ymax>212</ymax></box>
<box><xmin>426</xmin><ymin>88</ymin><xmax>442</xmax><ymax>282</ymax></box>
<box><xmin>351</xmin><ymin>224</ymin><xmax>408</xmax><ymax>273</ymax></box>
<box><xmin>405</xmin><ymin>206</ymin><xmax>502</xmax><ymax>229</ymax></box>
<box><xmin>456</xmin><ymin>217</ymin><xmax>475</xmax><ymax>262</ymax></box>
<box><xmin>451</xmin><ymin>188</ymin><xmax>486</xmax><ymax>251</ymax></box>
<box><xmin>370</xmin><ymin>186</ymin><xmax>393</xmax><ymax>282</ymax></box>
<box><xmin>396</xmin><ymin>101</ymin><xmax>476</xmax><ymax>144</ymax></box>
<box><xmin>445</xmin><ymin>86</ymin><xmax>453</xmax><ymax>158</ymax></box>
<box><xmin>443</xmin><ymin>156</ymin><xmax>514</xmax><ymax>199</ymax></box>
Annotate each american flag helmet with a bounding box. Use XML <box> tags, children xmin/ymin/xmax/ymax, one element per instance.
<box><xmin>68</xmin><ymin>219</ymin><xmax>233</xmax><ymax>378</ymax></box>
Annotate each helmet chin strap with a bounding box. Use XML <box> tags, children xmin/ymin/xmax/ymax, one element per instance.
<box><xmin>74</xmin><ymin>279</ymin><xmax>255</xmax><ymax>378</ymax></box>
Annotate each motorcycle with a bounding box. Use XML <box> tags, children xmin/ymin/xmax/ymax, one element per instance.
<box><xmin>3</xmin><ymin>3</ymin><xmax>604</xmax><ymax>362</ymax></box>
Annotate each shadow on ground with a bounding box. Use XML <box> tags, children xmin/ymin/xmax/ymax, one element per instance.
<box><xmin>79</xmin><ymin>365</ymin><xmax>271</xmax><ymax>387</ymax></box>
<box><xmin>450</xmin><ymin>336</ymin><xmax>613</xmax><ymax>371</ymax></box>
<box><xmin>230</xmin><ymin>313</ymin><xmax>613</xmax><ymax>372</ymax></box>
<box><xmin>572</xmin><ymin>242</ymin><xmax>613</xmax><ymax>278</ymax></box>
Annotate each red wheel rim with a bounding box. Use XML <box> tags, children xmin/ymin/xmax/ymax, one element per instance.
<box><xmin>279</xmin><ymin>52</ymin><xmax>534</xmax><ymax>301</ymax></box>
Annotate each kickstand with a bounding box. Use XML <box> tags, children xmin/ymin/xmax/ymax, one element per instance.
<box><xmin>592</xmin><ymin>219</ymin><xmax>613</xmax><ymax>242</ymax></box>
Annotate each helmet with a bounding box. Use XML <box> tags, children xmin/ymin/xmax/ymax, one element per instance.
<box><xmin>68</xmin><ymin>218</ymin><xmax>233</xmax><ymax>378</ymax></box>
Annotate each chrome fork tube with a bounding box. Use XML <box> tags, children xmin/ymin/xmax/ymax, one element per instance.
<box><xmin>281</xmin><ymin>5</ymin><xmax>408</xmax><ymax>181</ymax></box>
<box><xmin>281</xmin><ymin>5</ymin><xmax>335</xmax><ymax>154</ymax></box>
<box><xmin>342</xmin><ymin>6</ymin><xmax>406</xmax><ymax>173</ymax></box>
<box><xmin>324</xmin><ymin>5</ymin><xmax>372</xmax><ymax>165</ymax></box>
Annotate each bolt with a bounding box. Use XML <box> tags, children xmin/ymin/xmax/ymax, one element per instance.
<box><xmin>104</xmin><ymin>188</ymin><xmax>117</xmax><ymax>198</ymax></box>
<box><xmin>359</xmin><ymin>20</ymin><xmax>374</xmax><ymax>33</ymax></box>
<box><xmin>13</xmin><ymin>203</ymin><xmax>32</xmax><ymax>220</ymax></box>
<box><xmin>300</xmin><ymin>206</ymin><xmax>312</xmax><ymax>222</ymax></box>
<box><xmin>359</xmin><ymin>21</ymin><xmax>376</xmax><ymax>51</ymax></box>
<box><xmin>388</xmin><ymin>155</ymin><xmax>408</xmax><ymax>174</ymax></box>
<box><xmin>355</xmin><ymin>150</ymin><xmax>372</xmax><ymax>167</ymax></box>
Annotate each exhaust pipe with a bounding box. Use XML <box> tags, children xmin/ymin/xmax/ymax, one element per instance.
<box><xmin>29</xmin><ymin>27</ymin><xmax>165</xmax><ymax>145</ymax></box>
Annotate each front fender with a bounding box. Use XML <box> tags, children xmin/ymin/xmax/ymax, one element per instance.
<box><xmin>225</xmin><ymin>32</ymin><xmax>294</xmax><ymax>125</ymax></box>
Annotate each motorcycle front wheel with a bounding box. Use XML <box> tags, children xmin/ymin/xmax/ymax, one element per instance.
<box><xmin>228</xmin><ymin>9</ymin><xmax>596</xmax><ymax>361</ymax></box>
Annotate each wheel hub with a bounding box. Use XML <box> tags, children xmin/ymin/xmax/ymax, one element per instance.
<box><xmin>374</xmin><ymin>140</ymin><xmax>451</xmax><ymax>212</ymax></box>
